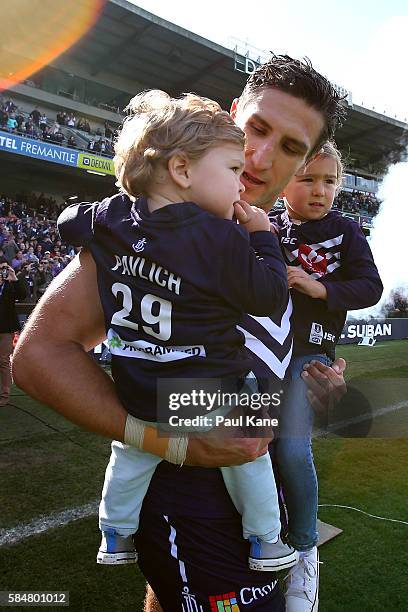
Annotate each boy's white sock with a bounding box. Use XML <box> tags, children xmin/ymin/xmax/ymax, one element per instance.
<box><xmin>263</xmin><ymin>535</ymin><xmax>279</xmax><ymax>544</ymax></box>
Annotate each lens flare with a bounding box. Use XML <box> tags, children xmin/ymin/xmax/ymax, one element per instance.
<box><xmin>0</xmin><ymin>0</ymin><xmax>105</xmax><ymax>91</ymax></box>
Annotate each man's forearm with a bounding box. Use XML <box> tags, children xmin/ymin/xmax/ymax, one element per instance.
<box><xmin>12</xmin><ymin>341</ymin><xmax>127</xmax><ymax>442</ymax></box>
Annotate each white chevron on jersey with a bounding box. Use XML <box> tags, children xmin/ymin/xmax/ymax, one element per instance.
<box><xmin>308</xmin><ymin>234</ymin><xmax>344</xmax><ymax>250</ymax></box>
<box><xmin>237</xmin><ymin>297</ymin><xmax>293</xmax><ymax>379</ymax></box>
<box><xmin>285</xmin><ymin>247</ymin><xmax>340</xmax><ymax>263</ymax></box>
<box><xmin>284</xmin><ymin>233</ymin><xmax>344</xmax><ymax>279</ymax></box>
<box><xmin>242</xmin><ymin>330</ymin><xmax>293</xmax><ymax>380</ymax></box>
<box><xmin>245</xmin><ymin>297</ymin><xmax>292</xmax><ymax>346</ymax></box>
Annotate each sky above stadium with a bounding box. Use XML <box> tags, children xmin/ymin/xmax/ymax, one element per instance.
<box><xmin>131</xmin><ymin>0</ymin><xmax>407</xmax><ymax>122</ymax></box>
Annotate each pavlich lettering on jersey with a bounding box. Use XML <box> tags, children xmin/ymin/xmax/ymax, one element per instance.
<box><xmin>111</xmin><ymin>254</ymin><xmax>181</xmax><ymax>295</ymax></box>
<box><xmin>107</xmin><ymin>329</ymin><xmax>206</xmax><ymax>362</ymax></box>
<box><xmin>341</xmin><ymin>322</ymin><xmax>392</xmax><ymax>339</ymax></box>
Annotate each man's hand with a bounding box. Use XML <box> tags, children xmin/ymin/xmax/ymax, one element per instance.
<box><xmin>234</xmin><ymin>200</ymin><xmax>270</xmax><ymax>233</ymax></box>
<box><xmin>287</xmin><ymin>266</ymin><xmax>327</xmax><ymax>300</ymax></box>
<box><xmin>301</xmin><ymin>357</ymin><xmax>347</xmax><ymax>414</ymax></box>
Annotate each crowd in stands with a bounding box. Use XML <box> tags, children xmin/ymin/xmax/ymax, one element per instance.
<box><xmin>0</xmin><ymin>193</ymin><xmax>79</xmax><ymax>303</ymax></box>
<box><xmin>0</xmin><ymin>189</ymin><xmax>404</xmax><ymax>317</ymax></box>
<box><xmin>333</xmin><ymin>190</ymin><xmax>380</xmax><ymax>216</ymax></box>
<box><xmin>0</xmin><ymin>97</ymin><xmax>116</xmax><ymax>156</ymax></box>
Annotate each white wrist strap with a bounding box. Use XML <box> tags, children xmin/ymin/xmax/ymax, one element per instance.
<box><xmin>165</xmin><ymin>435</ymin><xmax>189</xmax><ymax>466</ymax></box>
<box><xmin>124</xmin><ymin>414</ymin><xmax>145</xmax><ymax>449</ymax></box>
<box><xmin>124</xmin><ymin>414</ymin><xmax>188</xmax><ymax>465</ymax></box>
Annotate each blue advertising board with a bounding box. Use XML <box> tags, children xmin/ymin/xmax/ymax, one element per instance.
<box><xmin>0</xmin><ymin>130</ymin><xmax>114</xmax><ymax>175</ymax></box>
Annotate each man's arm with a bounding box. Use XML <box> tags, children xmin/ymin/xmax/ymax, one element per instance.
<box><xmin>12</xmin><ymin>249</ymin><xmax>128</xmax><ymax>441</ymax></box>
<box><xmin>12</xmin><ymin>249</ymin><xmax>269</xmax><ymax>466</ymax></box>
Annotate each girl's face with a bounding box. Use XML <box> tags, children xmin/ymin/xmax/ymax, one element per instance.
<box><xmin>283</xmin><ymin>155</ymin><xmax>339</xmax><ymax>222</ymax></box>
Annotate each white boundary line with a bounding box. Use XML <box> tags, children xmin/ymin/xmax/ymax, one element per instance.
<box><xmin>313</xmin><ymin>399</ymin><xmax>407</xmax><ymax>438</ymax></box>
<box><xmin>1</xmin><ymin>401</ymin><xmax>407</xmax><ymax>548</ymax></box>
<box><xmin>0</xmin><ymin>501</ymin><xmax>98</xmax><ymax>547</ymax></box>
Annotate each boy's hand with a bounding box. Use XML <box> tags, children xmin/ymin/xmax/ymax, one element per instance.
<box><xmin>234</xmin><ymin>200</ymin><xmax>270</xmax><ymax>233</ymax></box>
<box><xmin>287</xmin><ymin>266</ymin><xmax>327</xmax><ymax>300</ymax></box>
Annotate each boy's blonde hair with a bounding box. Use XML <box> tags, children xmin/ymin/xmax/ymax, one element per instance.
<box><xmin>300</xmin><ymin>141</ymin><xmax>344</xmax><ymax>193</ymax></box>
<box><xmin>114</xmin><ymin>90</ymin><xmax>245</xmax><ymax>198</ymax></box>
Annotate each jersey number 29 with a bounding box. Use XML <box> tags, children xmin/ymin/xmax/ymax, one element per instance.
<box><xmin>111</xmin><ymin>282</ymin><xmax>172</xmax><ymax>341</ymax></box>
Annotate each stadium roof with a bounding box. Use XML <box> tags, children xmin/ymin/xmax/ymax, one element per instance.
<box><xmin>39</xmin><ymin>0</ymin><xmax>408</xmax><ymax>174</ymax></box>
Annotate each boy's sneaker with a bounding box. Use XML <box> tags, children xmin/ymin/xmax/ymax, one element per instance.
<box><xmin>285</xmin><ymin>546</ymin><xmax>319</xmax><ymax>611</ymax></box>
<box><xmin>248</xmin><ymin>536</ymin><xmax>299</xmax><ymax>571</ymax></box>
<box><xmin>97</xmin><ymin>529</ymin><xmax>137</xmax><ymax>565</ymax></box>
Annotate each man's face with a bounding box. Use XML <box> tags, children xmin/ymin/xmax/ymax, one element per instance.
<box><xmin>231</xmin><ymin>88</ymin><xmax>325</xmax><ymax>211</ymax></box>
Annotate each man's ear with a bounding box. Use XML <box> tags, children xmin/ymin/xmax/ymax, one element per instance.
<box><xmin>167</xmin><ymin>153</ymin><xmax>192</xmax><ymax>189</ymax></box>
<box><xmin>230</xmin><ymin>98</ymin><xmax>239</xmax><ymax>120</ymax></box>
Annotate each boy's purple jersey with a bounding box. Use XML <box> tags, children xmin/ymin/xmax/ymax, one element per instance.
<box><xmin>58</xmin><ymin>193</ymin><xmax>288</xmax><ymax>421</ymax></box>
<box><xmin>271</xmin><ymin>209</ymin><xmax>383</xmax><ymax>359</ymax></box>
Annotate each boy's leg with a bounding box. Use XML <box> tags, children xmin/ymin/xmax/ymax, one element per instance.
<box><xmin>221</xmin><ymin>454</ymin><xmax>280</xmax><ymax>542</ymax></box>
<box><xmin>99</xmin><ymin>440</ymin><xmax>162</xmax><ymax>536</ymax></box>
<box><xmin>221</xmin><ymin>454</ymin><xmax>298</xmax><ymax>571</ymax></box>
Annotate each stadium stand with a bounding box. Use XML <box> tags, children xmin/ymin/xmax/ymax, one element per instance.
<box><xmin>0</xmin><ymin>0</ymin><xmax>406</xmax><ymax>313</ymax></box>
<box><xmin>0</xmin><ymin>194</ymin><xmax>78</xmax><ymax>303</ymax></box>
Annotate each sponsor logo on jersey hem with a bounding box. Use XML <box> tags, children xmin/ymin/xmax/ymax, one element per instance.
<box><xmin>209</xmin><ymin>591</ymin><xmax>240</xmax><ymax>611</ymax></box>
<box><xmin>239</xmin><ymin>579</ymin><xmax>278</xmax><ymax>605</ymax></box>
<box><xmin>107</xmin><ymin>329</ymin><xmax>206</xmax><ymax>361</ymax></box>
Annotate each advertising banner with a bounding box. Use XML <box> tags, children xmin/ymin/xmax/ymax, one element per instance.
<box><xmin>0</xmin><ymin>130</ymin><xmax>114</xmax><ymax>175</ymax></box>
<box><xmin>77</xmin><ymin>152</ymin><xmax>114</xmax><ymax>175</ymax></box>
<box><xmin>0</xmin><ymin>131</ymin><xmax>78</xmax><ymax>167</ymax></box>
<box><xmin>339</xmin><ymin>318</ymin><xmax>408</xmax><ymax>344</ymax></box>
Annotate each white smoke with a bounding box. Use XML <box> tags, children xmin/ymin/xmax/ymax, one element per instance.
<box><xmin>350</xmin><ymin>160</ymin><xmax>408</xmax><ymax>320</ymax></box>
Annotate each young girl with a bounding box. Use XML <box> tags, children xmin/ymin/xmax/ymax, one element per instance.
<box><xmin>272</xmin><ymin>142</ymin><xmax>382</xmax><ymax>609</ymax></box>
<box><xmin>58</xmin><ymin>90</ymin><xmax>298</xmax><ymax>572</ymax></box>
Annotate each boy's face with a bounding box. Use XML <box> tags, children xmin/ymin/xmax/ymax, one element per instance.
<box><xmin>231</xmin><ymin>88</ymin><xmax>325</xmax><ymax>211</ymax></box>
<box><xmin>188</xmin><ymin>144</ymin><xmax>245</xmax><ymax>220</ymax></box>
<box><xmin>283</xmin><ymin>155</ymin><xmax>338</xmax><ymax>222</ymax></box>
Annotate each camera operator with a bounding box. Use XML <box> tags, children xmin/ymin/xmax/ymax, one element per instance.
<box><xmin>19</xmin><ymin>261</ymin><xmax>45</xmax><ymax>303</ymax></box>
<box><xmin>0</xmin><ymin>257</ymin><xmax>27</xmax><ymax>405</ymax></box>
<box><xmin>36</xmin><ymin>259</ymin><xmax>54</xmax><ymax>296</ymax></box>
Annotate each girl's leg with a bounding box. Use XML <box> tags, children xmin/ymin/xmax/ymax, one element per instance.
<box><xmin>276</xmin><ymin>354</ymin><xmax>330</xmax><ymax>551</ymax></box>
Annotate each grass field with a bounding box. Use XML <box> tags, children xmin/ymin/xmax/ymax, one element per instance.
<box><xmin>0</xmin><ymin>341</ymin><xmax>407</xmax><ymax>610</ymax></box>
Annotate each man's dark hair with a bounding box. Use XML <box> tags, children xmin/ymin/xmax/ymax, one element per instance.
<box><xmin>239</xmin><ymin>54</ymin><xmax>347</xmax><ymax>157</ymax></box>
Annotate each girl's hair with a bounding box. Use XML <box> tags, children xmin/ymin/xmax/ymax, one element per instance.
<box><xmin>114</xmin><ymin>90</ymin><xmax>245</xmax><ymax>198</ymax></box>
<box><xmin>300</xmin><ymin>141</ymin><xmax>344</xmax><ymax>192</ymax></box>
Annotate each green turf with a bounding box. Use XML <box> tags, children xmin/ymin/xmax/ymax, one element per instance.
<box><xmin>1</xmin><ymin>517</ymin><xmax>146</xmax><ymax>611</ymax></box>
<box><xmin>337</xmin><ymin>340</ymin><xmax>408</xmax><ymax>380</ymax></box>
<box><xmin>1</xmin><ymin>340</ymin><xmax>407</xmax><ymax>610</ymax></box>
